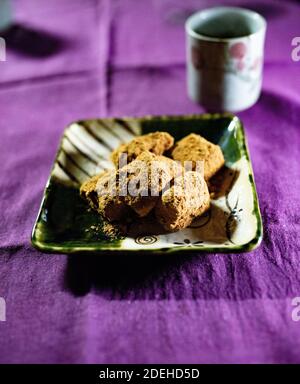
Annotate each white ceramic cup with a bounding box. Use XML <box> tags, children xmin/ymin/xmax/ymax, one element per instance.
<box><xmin>185</xmin><ymin>7</ymin><xmax>267</xmax><ymax>112</ymax></box>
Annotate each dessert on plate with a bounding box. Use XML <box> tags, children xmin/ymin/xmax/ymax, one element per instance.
<box><xmin>80</xmin><ymin>131</ymin><xmax>224</xmax><ymax>236</ymax></box>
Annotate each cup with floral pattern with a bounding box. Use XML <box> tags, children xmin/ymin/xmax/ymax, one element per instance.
<box><xmin>186</xmin><ymin>7</ymin><xmax>266</xmax><ymax>112</ymax></box>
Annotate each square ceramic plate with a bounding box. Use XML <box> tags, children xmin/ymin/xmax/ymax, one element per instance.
<box><xmin>31</xmin><ymin>114</ymin><xmax>263</xmax><ymax>254</ymax></box>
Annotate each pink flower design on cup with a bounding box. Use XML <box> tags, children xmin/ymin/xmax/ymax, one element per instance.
<box><xmin>251</xmin><ymin>57</ymin><xmax>262</xmax><ymax>70</ymax></box>
<box><xmin>236</xmin><ymin>60</ymin><xmax>245</xmax><ymax>71</ymax></box>
<box><xmin>229</xmin><ymin>42</ymin><xmax>247</xmax><ymax>59</ymax></box>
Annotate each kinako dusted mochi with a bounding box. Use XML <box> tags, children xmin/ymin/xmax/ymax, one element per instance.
<box><xmin>111</xmin><ymin>131</ymin><xmax>174</xmax><ymax>167</ymax></box>
<box><xmin>155</xmin><ymin>171</ymin><xmax>210</xmax><ymax>231</ymax></box>
<box><xmin>80</xmin><ymin>132</ymin><xmax>218</xmax><ymax>234</ymax></box>
<box><xmin>171</xmin><ymin>133</ymin><xmax>225</xmax><ymax>181</ymax></box>
<box><xmin>80</xmin><ymin>171</ymin><xmax>129</xmax><ymax>222</ymax></box>
<box><xmin>80</xmin><ymin>151</ymin><xmax>182</xmax><ymax>222</ymax></box>
<box><xmin>79</xmin><ymin>172</ymin><xmax>106</xmax><ymax>211</ymax></box>
<box><xmin>118</xmin><ymin>151</ymin><xmax>181</xmax><ymax>217</ymax></box>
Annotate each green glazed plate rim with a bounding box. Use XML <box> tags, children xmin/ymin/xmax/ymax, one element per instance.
<box><xmin>31</xmin><ymin>113</ymin><xmax>263</xmax><ymax>254</ymax></box>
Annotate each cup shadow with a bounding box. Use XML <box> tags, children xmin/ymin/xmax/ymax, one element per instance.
<box><xmin>237</xmin><ymin>2</ymin><xmax>286</xmax><ymax>19</ymax></box>
<box><xmin>2</xmin><ymin>23</ymin><xmax>65</xmax><ymax>58</ymax></box>
<box><xmin>164</xmin><ymin>1</ymin><xmax>286</xmax><ymax>26</ymax></box>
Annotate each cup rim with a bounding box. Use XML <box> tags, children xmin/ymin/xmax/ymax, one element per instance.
<box><xmin>185</xmin><ymin>6</ymin><xmax>267</xmax><ymax>42</ymax></box>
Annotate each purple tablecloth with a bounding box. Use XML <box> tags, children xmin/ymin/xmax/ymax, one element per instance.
<box><xmin>0</xmin><ymin>0</ymin><xmax>300</xmax><ymax>363</ymax></box>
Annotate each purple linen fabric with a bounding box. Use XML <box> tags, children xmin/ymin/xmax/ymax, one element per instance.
<box><xmin>0</xmin><ymin>0</ymin><xmax>300</xmax><ymax>363</ymax></box>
